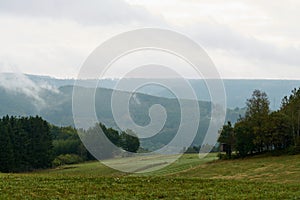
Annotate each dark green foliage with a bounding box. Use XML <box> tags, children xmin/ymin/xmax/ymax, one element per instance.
<box><xmin>80</xmin><ymin>124</ymin><xmax>118</xmax><ymax>159</ymax></box>
<box><xmin>53</xmin><ymin>123</ymin><xmax>141</xmax><ymax>162</ymax></box>
<box><xmin>280</xmin><ymin>88</ymin><xmax>300</xmax><ymax>147</ymax></box>
<box><xmin>0</xmin><ymin>122</ymin><xmax>14</xmax><ymax>172</ymax></box>
<box><xmin>119</xmin><ymin>130</ymin><xmax>140</xmax><ymax>153</ymax></box>
<box><xmin>80</xmin><ymin>123</ymin><xmax>140</xmax><ymax>159</ymax></box>
<box><xmin>245</xmin><ymin>89</ymin><xmax>270</xmax><ymax>152</ymax></box>
<box><xmin>51</xmin><ymin>126</ymin><xmax>88</xmax><ymax>159</ymax></box>
<box><xmin>245</xmin><ymin>90</ymin><xmax>270</xmax><ymax>118</ymax></box>
<box><xmin>50</xmin><ymin>125</ymin><xmax>96</xmax><ymax>163</ymax></box>
<box><xmin>268</xmin><ymin>111</ymin><xmax>293</xmax><ymax>150</ymax></box>
<box><xmin>218</xmin><ymin>122</ymin><xmax>235</xmax><ymax>158</ymax></box>
<box><xmin>95</xmin><ymin>123</ymin><xmax>140</xmax><ymax>153</ymax></box>
<box><xmin>0</xmin><ymin>116</ymin><xmax>53</xmax><ymax>172</ymax></box>
<box><xmin>234</xmin><ymin>120</ymin><xmax>255</xmax><ymax>157</ymax></box>
<box><xmin>99</xmin><ymin>123</ymin><xmax>120</xmax><ymax>146</ymax></box>
<box><xmin>219</xmin><ymin>89</ymin><xmax>300</xmax><ymax>158</ymax></box>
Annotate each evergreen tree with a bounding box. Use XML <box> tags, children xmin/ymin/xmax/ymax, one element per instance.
<box><xmin>0</xmin><ymin>123</ymin><xmax>14</xmax><ymax>172</ymax></box>
<box><xmin>0</xmin><ymin>116</ymin><xmax>53</xmax><ymax>172</ymax></box>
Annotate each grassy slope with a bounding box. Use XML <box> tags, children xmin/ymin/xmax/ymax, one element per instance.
<box><xmin>1</xmin><ymin>154</ymin><xmax>300</xmax><ymax>199</ymax></box>
<box><xmin>174</xmin><ymin>154</ymin><xmax>300</xmax><ymax>183</ymax></box>
<box><xmin>39</xmin><ymin>154</ymin><xmax>217</xmax><ymax>176</ymax></box>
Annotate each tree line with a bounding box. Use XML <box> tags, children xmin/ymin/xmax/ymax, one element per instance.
<box><xmin>0</xmin><ymin>116</ymin><xmax>52</xmax><ymax>172</ymax></box>
<box><xmin>51</xmin><ymin>123</ymin><xmax>140</xmax><ymax>165</ymax></box>
<box><xmin>219</xmin><ymin>88</ymin><xmax>300</xmax><ymax>158</ymax></box>
<box><xmin>0</xmin><ymin>117</ymin><xmax>140</xmax><ymax>172</ymax></box>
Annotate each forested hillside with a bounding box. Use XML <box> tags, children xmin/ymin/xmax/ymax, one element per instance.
<box><xmin>1</xmin><ymin>73</ymin><xmax>300</xmax><ymax>151</ymax></box>
<box><xmin>0</xmin><ymin>83</ymin><xmax>244</xmax><ymax>150</ymax></box>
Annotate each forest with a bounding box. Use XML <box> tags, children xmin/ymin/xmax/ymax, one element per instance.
<box><xmin>219</xmin><ymin>87</ymin><xmax>300</xmax><ymax>158</ymax></box>
<box><xmin>0</xmin><ymin>118</ymin><xmax>140</xmax><ymax>173</ymax></box>
<box><xmin>0</xmin><ymin>116</ymin><xmax>52</xmax><ymax>172</ymax></box>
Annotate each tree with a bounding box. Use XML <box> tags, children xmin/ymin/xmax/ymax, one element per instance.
<box><xmin>218</xmin><ymin>121</ymin><xmax>235</xmax><ymax>158</ymax></box>
<box><xmin>81</xmin><ymin>124</ymin><xmax>116</xmax><ymax>159</ymax></box>
<box><xmin>80</xmin><ymin>123</ymin><xmax>141</xmax><ymax>159</ymax></box>
<box><xmin>0</xmin><ymin>123</ymin><xmax>14</xmax><ymax>172</ymax></box>
<box><xmin>234</xmin><ymin>120</ymin><xmax>255</xmax><ymax>157</ymax></box>
<box><xmin>51</xmin><ymin>126</ymin><xmax>88</xmax><ymax>160</ymax></box>
<box><xmin>280</xmin><ymin>87</ymin><xmax>300</xmax><ymax>147</ymax></box>
<box><xmin>0</xmin><ymin>116</ymin><xmax>53</xmax><ymax>172</ymax></box>
<box><xmin>245</xmin><ymin>90</ymin><xmax>270</xmax><ymax>152</ymax></box>
<box><xmin>120</xmin><ymin>130</ymin><xmax>140</xmax><ymax>153</ymax></box>
<box><xmin>217</xmin><ymin>89</ymin><xmax>300</xmax><ymax>158</ymax></box>
<box><xmin>268</xmin><ymin>111</ymin><xmax>293</xmax><ymax>150</ymax></box>
<box><xmin>245</xmin><ymin>90</ymin><xmax>270</xmax><ymax>118</ymax></box>
<box><xmin>100</xmin><ymin>123</ymin><xmax>120</xmax><ymax>146</ymax></box>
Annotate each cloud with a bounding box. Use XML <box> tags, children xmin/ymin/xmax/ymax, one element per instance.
<box><xmin>184</xmin><ymin>21</ymin><xmax>300</xmax><ymax>69</ymax></box>
<box><xmin>0</xmin><ymin>0</ymin><xmax>299</xmax><ymax>79</ymax></box>
<box><xmin>0</xmin><ymin>0</ymin><xmax>165</xmax><ymax>26</ymax></box>
<box><xmin>0</xmin><ymin>64</ymin><xmax>60</xmax><ymax>109</ymax></box>
<box><xmin>0</xmin><ymin>72</ymin><xmax>45</xmax><ymax>107</ymax></box>
<box><xmin>0</xmin><ymin>0</ymin><xmax>168</xmax><ymax>79</ymax></box>
<box><xmin>125</xmin><ymin>0</ymin><xmax>300</xmax><ymax>78</ymax></box>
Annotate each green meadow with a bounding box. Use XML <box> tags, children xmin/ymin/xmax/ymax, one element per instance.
<box><xmin>1</xmin><ymin>153</ymin><xmax>300</xmax><ymax>199</ymax></box>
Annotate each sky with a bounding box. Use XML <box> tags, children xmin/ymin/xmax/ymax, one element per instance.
<box><xmin>0</xmin><ymin>0</ymin><xmax>300</xmax><ymax>79</ymax></box>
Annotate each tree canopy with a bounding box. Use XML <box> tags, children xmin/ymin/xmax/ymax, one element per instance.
<box><xmin>0</xmin><ymin>116</ymin><xmax>53</xmax><ymax>172</ymax></box>
<box><xmin>219</xmin><ymin>88</ymin><xmax>299</xmax><ymax>158</ymax></box>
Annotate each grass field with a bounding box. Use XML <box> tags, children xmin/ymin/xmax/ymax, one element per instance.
<box><xmin>1</xmin><ymin>153</ymin><xmax>300</xmax><ymax>199</ymax></box>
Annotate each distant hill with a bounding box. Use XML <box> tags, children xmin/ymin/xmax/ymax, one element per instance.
<box><xmin>1</xmin><ymin>73</ymin><xmax>299</xmax><ymax>149</ymax></box>
<box><xmin>16</xmin><ymin>74</ymin><xmax>300</xmax><ymax>109</ymax></box>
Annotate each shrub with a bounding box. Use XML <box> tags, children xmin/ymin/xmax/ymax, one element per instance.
<box><xmin>52</xmin><ymin>154</ymin><xmax>83</xmax><ymax>167</ymax></box>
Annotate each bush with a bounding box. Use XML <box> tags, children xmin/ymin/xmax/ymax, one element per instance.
<box><xmin>218</xmin><ymin>152</ymin><xmax>239</xmax><ymax>160</ymax></box>
<box><xmin>287</xmin><ymin>146</ymin><xmax>300</xmax><ymax>155</ymax></box>
<box><xmin>218</xmin><ymin>153</ymin><xmax>230</xmax><ymax>160</ymax></box>
<box><xmin>52</xmin><ymin>154</ymin><xmax>83</xmax><ymax>167</ymax></box>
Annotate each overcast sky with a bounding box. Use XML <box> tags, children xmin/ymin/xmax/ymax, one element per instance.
<box><xmin>0</xmin><ymin>0</ymin><xmax>300</xmax><ymax>79</ymax></box>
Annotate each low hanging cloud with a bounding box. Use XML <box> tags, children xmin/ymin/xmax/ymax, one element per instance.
<box><xmin>0</xmin><ymin>72</ymin><xmax>45</xmax><ymax>107</ymax></box>
<box><xmin>0</xmin><ymin>68</ymin><xmax>60</xmax><ymax>109</ymax></box>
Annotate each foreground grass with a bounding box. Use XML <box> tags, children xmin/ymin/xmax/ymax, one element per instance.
<box><xmin>1</xmin><ymin>174</ymin><xmax>299</xmax><ymax>199</ymax></box>
<box><xmin>1</xmin><ymin>154</ymin><xmax>300</xmax><ymax>199</ymax></box>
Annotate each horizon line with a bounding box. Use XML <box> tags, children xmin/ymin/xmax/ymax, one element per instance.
<box><xmin>1</xmin><ymin>72</ymin><xmax>300</xmax><ymax>81</ymax></box>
